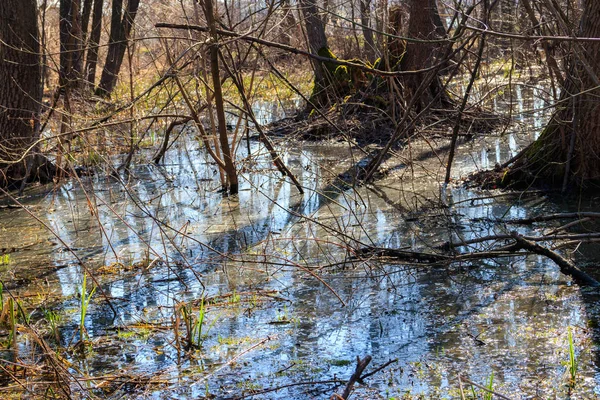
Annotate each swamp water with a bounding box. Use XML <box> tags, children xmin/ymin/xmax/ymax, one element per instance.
<box><xmin>0</xmin><ymin>88</ymin><xmax>600</xmax><ymax>399</ymax></box>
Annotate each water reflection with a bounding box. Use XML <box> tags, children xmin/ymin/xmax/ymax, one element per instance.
<box><xmin>0</xmin><ymin>92</ymin><xmax>597</xmax><ymax>398</ymax></box>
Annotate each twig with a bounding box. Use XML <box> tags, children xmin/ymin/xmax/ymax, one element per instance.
<box><xmin>359</xmin><ymin>358</ymin><xmax>398</xmax><ymax>381</ymax></box>
<box><xmin>190</xmin><ymin>336</ymin><xmax>272</xmax><ymax>388</ymax></box>
<box><xmin>155</xmin><ymin>23</ymin><xmax>455</xmax><ymax>78</ymax></box>
<box><xmin>458</xmin><ymin>375</ymin><xmax>466</xmax><ymax>400</ymax></box>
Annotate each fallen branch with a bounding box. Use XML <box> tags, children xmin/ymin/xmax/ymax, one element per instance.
<box><xmin>441</xmin><ymin>232</ymin><xmax>600</xmax><ymax>250</ymax></box>
<box><xmin>353</xmin><ymin>247</ymin><xmax>450</xmax><ymax>263</ymax></box>
<box><xmin>223</xmin><ymin>379</ymin><xmax>344</xmax><ymax>399</ymax></box>
<box><xmin>503</xmin><ymin>212</ymin><xmax>600</xmax><ymax>224</ymax></box>
<box><xmin>356</xmin><ymin>232</ymin><xmax>600</xmax><ymax>288</ymax></box>
<box><xmin>509</xmin><ymin>231</ymin><xmax>600</xmax><ymax>287</ymax></box>
<box><xmin>334</xmin><ymin>355</ymin><xmax>372</xmax><ymax>400</ymax></box>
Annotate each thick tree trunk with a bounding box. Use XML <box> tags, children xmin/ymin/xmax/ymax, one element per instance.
<box><xmin>96</xmin><ymin>0</ymin><xmax>141</xmax><ymax>97</ymax></box>
<box><xmin>59</xmin><ymin>0</ymin><xmax>84</xmax><ymax>90</ymax></box>
<box><xmin>0</xmin><ymin>0</ymin><xmax>53</xmax><ymax>188</ymax></box>
<box><xmin>84</xmin><ymin>0</ymin><xmax>103</xmax><ymax>88</ymax></box>
<box><xmin>300</xmin><ymin>0</ymin><xmax>329</xmax><ymax>106</ymax></box>
<box><xmin>399</xmin><ymin>0</ymin><xmax>449</xmax><ymax>111</ymax></box>
<box><xmin>507</xmin><ymin>0</ymin><xmax>600</xmax><ymax>189</ymax></box>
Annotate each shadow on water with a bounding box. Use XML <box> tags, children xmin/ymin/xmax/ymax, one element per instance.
<box><xmin>0</xmin><ymin>90</ymin><xmax>599</xmax><ymax>398</ymax></box>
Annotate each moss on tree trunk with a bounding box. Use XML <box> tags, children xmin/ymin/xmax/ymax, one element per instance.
<box><xmin>503</xmin><ymin>0</ymin><xmax>600</xmax><ymax>190</ymax></box>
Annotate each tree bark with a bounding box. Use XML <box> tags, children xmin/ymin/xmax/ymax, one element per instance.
<box><xmin>59</xmin><ymin>0</ymin><xmax>84</xmax><ymax>90</ymax></box>
<box><xmin>0</xmin><ymin>0</ymin><xmax>53</xmax><ymax>187</ymax></box>
<box><xmin>506</xmin><ymin>0</ymin><xmax>600</xmax><ymax>189</ymax></box>
<box><xmin>399</xmin><ymin>0</ymin><xmax>449</xmax><ymax>111</ymax></box>
<box><xmin>300</xmin><ymin>0</ymin><xmax>329</xmax><ymax>105</ymax></box>
<box><xmin>360</xmin><ymin>0</ymin><xmax>376</xmax><ymax>62</ymax></box>
<box><xmin>84</xmin><ymin>0</ymin><xmax>103</xmax><ymax>88</ymax></box>
<box><xmin>96</xmin><ymin>0</ymin><xmax>141</xmax><ymax>97</ymax></box>
<box><xmin>80</xmin><ymin>0</ymin><xmax>93</xmax><ymax>44</ymax></box>
<box><xmin>202</xmin><ymin>0</ymin><xmax>239</xmax><ymax>194</ymax></box>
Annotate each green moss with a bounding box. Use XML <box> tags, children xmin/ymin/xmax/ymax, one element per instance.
<box><xmin>329</xmin><ymin>358</ymin><xmax>352</xmax><ymax>367</ymax></box>
<box><xmin>372</xmin><ymin>57</ymin><xmax>382</xmax><ymax>70</ymax></box>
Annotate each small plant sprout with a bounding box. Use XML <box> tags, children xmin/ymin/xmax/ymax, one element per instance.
<box><xmin>568</xmin><ymin>327</ymin><xmax>578</xmax><ymax>386</ymax></box>
<box><xmin>229</xmin><ymin>290</ymin><xmax>240</xmax><ymax>305</ymax></box>
<box><xmin>7</xmin><ymin>297</ymin><xmax>16</xmax><ymax>348</ymax></box>
<box><xmin>483</xmin><ymin>371</ymin><xmax>494</xmax><ymax>400</ymax></box>
<box><xmin>193</xmin><ymin>297</ymin><xmax>206</xmax><ymax>347</ymax></box>
<box><xmin>79</xmin><ymin>273</ymin><xmax>96</xmax><ymax>342</ymax></box>
<box><xmin>44</xmin><ymin>309</ymin><xmax>61</xmax><ymax>342</ymax></box>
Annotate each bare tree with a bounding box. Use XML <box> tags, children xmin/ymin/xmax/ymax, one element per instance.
<box><xmin>59</xmin><ymin>0</ymin><xmax>84</xmax><ymax>89</ymax></box>
<box><xmin>0</xmin><ymin>0</ymin><xmax>54</xmax><ymax>187</ymax></box>
<box><xmin>84</xmin><ymin>0</ymin><xmax>104</xmax><ymax>88</ymax></box>
<box><xmin>399</xmin><ymin>0</ymin><xmax>449</xmax><ymax>110</ymax></box>
<box><xmin>96</xmin><ymin>0</ymin><xmax>141</xmax><ymax>97</ymax></box>
<box><xmin>360</xmin><ymin>0</ymin><xmax>376</xmax><ymax>61</ymax></box>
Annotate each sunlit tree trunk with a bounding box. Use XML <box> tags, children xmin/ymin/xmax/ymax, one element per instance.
<box><xmin>84</xmin><ymin>0</ymin><xmax>103</xmax><ymax>88</ymax></box>
<box><xmin>507</xmin><ymin>0</ymin><xmax>600</xmax><ymax>189</ymax></box>
<box><xmin>300</xmin><ymin>0</ymin><xmax>328</xmax><ymax>87</ymax></box>
<box><xmin>96</xmin><ymin>0</ymin><xmax>141</xmax><ymax>97</ymax></box>
<box><xmin>0</xmin><ymin>0</ymin><xmax>53</xmax><ymax>187</ymax></box>
<box><xmin>202</xmin><ymin>0</ymin><xmax>239</xmax><ymax>194</ymax></box>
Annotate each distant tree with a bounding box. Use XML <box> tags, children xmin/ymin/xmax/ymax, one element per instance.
<box><xmin>59</xmin><ymin>0</ymin><xmax>84</xmax><ymax>89</ymax></box>
<box><xmin>96</xmin><ymin>0</ymin><xmax>141</xmax><ymax>97</ymax></box>
<box><xmin>84</xmin><ymin>0</ymin><xmax>104</xmax><ymax>88</ymax></box>
<box><xmin>278</xmin><ymin>0</ymin><xmax>297</xmax><ymax>48</ymax></box>
<box><xmin>360</xmin><ymin>0</ymin><xmax>376</xmax><ymax>62</ymax></box>
<box><xmin>0</xmin><ymin>0</ymin><xmax>54</xmax><ymax>187</ymax></box>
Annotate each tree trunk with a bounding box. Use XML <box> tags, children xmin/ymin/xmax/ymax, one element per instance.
<box><xmin>360</xmin><ymin>0</ymin><xmax>376</xmax><ymax>62</ymax></box>
<box><xmin>0</xmin><ymin>0</ymin><xmax>53</xmax><ymax>188</ymax></box>
<box><xmin>96</xmin><ymin>0</ymin><xmax>141</xmax><ymax>97</ymax></box>
<box><xmin>399</xmin><ymin>0</ymin><xmax>449</xmax><ymax>111</ymax></box>
<box><xmin>59</xmin><ymin>0</ymin><xmax>84</xmax><ymax>90</ymax></box>
<box><xmin>84</xmin><ymin>0</ymin><xmax>103</xmax><ymax>88</ymax></box>
<box><xmin>299</xmin><ymin>0</ymin><xmax>329</xmax><ymax>106</ymax></box>
<box><xmin>81</xmin><ymin>0</ymin><xmax>93</xmax><ymax>44</ymax></box>
<box><xmin>506</xmin><ymin>0</ymin><xmax>600</xmax><ymax>189</ymax></box>
<box><xmin>202</xmin><ymin>0</ymin><xmax>239</xmax><ymax>194</ymax></box>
